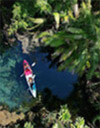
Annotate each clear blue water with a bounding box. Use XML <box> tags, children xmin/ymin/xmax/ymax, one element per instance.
<box><xmin>0</xmin><ymin>42</ymin><xmax>77</xmax><ymax>108</ymax></box>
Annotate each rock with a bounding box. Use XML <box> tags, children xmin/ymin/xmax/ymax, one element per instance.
<box><xmin>15</xmin><ymin>32</ymin><xmax>42</xmax><ymax>54</ymax></box>
<box><xmin>0</xmin><ymin>110</ymin><xmax>25</xmax><ymax>126</ymax></box>
<box><xmin>16</xmin><ymin>33</ymin><xmax>30</xmax><ymax>54</ymax></box>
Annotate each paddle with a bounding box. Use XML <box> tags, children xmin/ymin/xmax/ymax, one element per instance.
<box><xmin>31</xmin><ymin>62</ymin><xmax>36</xmax><ymax>67</ymax></box>
<box><xmin>20</xmin><ymin>62</ymin><xmax>36</xmax><ymax>77</ymax></box>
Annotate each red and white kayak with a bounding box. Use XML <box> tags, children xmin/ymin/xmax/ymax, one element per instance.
<box><xmin>23</xmin><ymin>60</ymin><xmax>36</xmax><ymax>98</ymax></box>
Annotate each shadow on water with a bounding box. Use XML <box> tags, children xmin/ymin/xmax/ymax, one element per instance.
<box><xmin>0</xmin><ymin>41</ymin><xmax>77</xmax><ymax>109</ymax></box>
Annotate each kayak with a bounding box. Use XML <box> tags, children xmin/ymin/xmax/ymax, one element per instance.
<box><xmin>23</xmin><ymin>60</ymin><xmax>36</xmax><ymax>98</ymax></box>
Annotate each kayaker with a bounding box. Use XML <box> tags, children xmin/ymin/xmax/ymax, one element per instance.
<box><xmin>24</xmin><ymin>63</ymin><xmax>32</xmax><ymax>73</ymax></box>
<box><xmin>24</xmin><ymin>63</ymin><xmax>29</xmax><ymax>70</ymax></box>
<box><xmin>28</xmin><ymin>77</ymin><xmax>33</xmax><ymax>88</ymax></box>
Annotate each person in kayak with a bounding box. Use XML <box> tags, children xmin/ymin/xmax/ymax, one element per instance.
<box><xmin>24</xmin><ymin>63</ymin><xmax>32</xmax><ymax>73</ymax></box>
<box><xmin>28</xmin><ymin>77</ymin><xmax>33</xmax><ymax>88</ymax></box>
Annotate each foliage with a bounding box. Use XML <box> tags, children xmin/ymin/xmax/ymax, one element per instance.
<box><xmin>41</xmin><ymin>111</ymin><xmax>57</xmax><ymax>127</ymax></box>
<box><xmin>0</xmin><ymin>0</ymin><xmax>16</xmax><ymax>53</ymax></box>
<box><xmin>74</xmin><ymin>117</ymin><xmax>88</xmax><ymax>128</ymax></box>
<box><xmin>52</xmin><ymin>117</ymin><xmax>89</xmax><ymax>128</ymax></box>
<box><xmin>52</xmin><ymin>105</ymin><xmax>89</xmax><ymax>128</ymax></box>
<box><xmin>8</xmin><ymin>0</ymin><xmax>46</xmax><ymax>35</ymax></box>
<box><xmin>37</xmin><ymin>2</ymin><xmax>100</xmax><ymax>125</ymax></box>
<box><xmin>24</xmin><ymin>122</ymin><xmax>34</xmax><ymax>128</ymax></box>
<box><xmin>35</xmin><ymin>0</ymin><xmax>52</xmax><ymax>14</ymax></box>
<box><xmin>48</xmin><ymin>0</ymin><xmax>77</xmax><ymax>12</ymax></box>
<box><xmin>92</xmin><ymin>115</ymin><xmax>100</xmax><ymax>126</ymax></box>
<box><xmin>44</xmin><ymin>0</ymin><xmax>100</xmax><ymax>80</ymax></box>
<box><xmin>52</xmin><ymin>121</ymin><xmax>64</xmax><ymax>128</ymax></box>
<box><xmin>53</xmin><ymin>12</ymin><xmax>60</xmax><ymax>29</ymax></box>
<box><xmin>0</xmin><ymin>30</ymin><xmax>10</xmax><ymax>55</ymax></box>
<box><xmin>59</xmin><ymin>105</ymin><xmax>71</xmax><ymax>123</ymax></box>
<box><xmin>87</xmin><ymin>81</ymin><xmax>100</xmax><ymax>125</ymax></box>
<box><xmin>8</xmin><ymin>0</ymin><xmax>78</xmax><ymax>35</ymax></box>
<box><xmin>37</xmin><ymin>103</ymin><xmax>89</xmax><ymax>128</ymax></box>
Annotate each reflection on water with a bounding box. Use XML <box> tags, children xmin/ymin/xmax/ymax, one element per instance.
<box><xmin>0</xmin><ymin>42</ymin><xmax>77</xmax><ymax>108</ymax></box>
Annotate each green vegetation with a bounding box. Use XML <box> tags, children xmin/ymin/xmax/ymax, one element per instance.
<box><xmin>24</xmin><ymin>122</ymin><xmax>34</xmax><ymax>128</ymax></box>
<box><xmin>8</xmin><ymin>0</ymin><xmax>79</xmax><ymax>35</ymax></box>
<box><xmin>42</xmin><ymin>1</ymin><xmax>100</xmax><ymax>79</ymax></box>
<box><xmin>15</xmin><ymin>103</ymin><xmax>89</xmax><ymax>128</ymax></box>
<box><xmin>43</xmin><ymin>104</ymin><xmax>89</xmax><ymax>128</ymax></box>
<box><xmin>0</xmin><ymin>0</ymin><xmax>100</xmax><ymax>127</ymax></box>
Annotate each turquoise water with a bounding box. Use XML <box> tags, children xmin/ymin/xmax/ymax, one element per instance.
<box><xmin>0</xmin><ymin>42</ymin><xmax>77</xmax><ymax>108</ymax></box>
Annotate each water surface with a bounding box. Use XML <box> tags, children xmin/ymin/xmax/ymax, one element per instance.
<box><xmin>0</xmin><ymin>42</ymin><xmax>77</xmax><ymax>108</ymax></box>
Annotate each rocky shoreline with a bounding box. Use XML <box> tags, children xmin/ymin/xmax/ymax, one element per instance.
<box><xmin>15</xmin><ymin>32</ymin><xmax>44</xmax><ymax>54</ymax></box>
<box><xmin>0</xmin><ymin>106</ymin><xmax>25</xmax><ymax>127</ymax></box>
